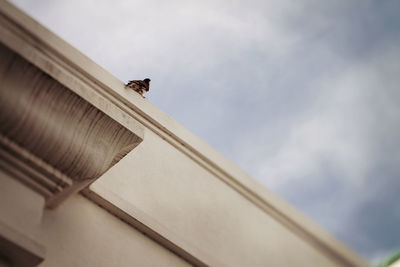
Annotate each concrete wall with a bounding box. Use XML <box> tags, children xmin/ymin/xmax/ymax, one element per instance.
<box><xmin>0</xmin><ymin>1</ymin><xmax>368</xmax><ymax>266</ymax></box>
<box><xmin>0</xmin><ymin>170</ymin><xmax>189</xmax><ymax>267</ymax></box>
<box><xmin>92</xmin><ymin>129</ymin><xmax>340</xmax><ymax>266</ymax></box>
<box><xmin>40</xmin><ymin>194</ymin><xmax>190</xmax><ymax>267</ymax></box>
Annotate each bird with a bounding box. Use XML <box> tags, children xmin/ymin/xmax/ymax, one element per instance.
<box><xmin>125</xmin><ymin>78</ymin><xmax>150</xmax><ymax>96</ymax></box>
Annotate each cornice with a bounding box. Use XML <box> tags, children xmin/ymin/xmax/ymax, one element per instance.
<box><xmin>0</xmin><ymin>41</ymin><xmax>143</xmax><ymax>208</ymax></box>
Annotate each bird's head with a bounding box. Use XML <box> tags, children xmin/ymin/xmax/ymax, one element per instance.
<box><xmin>144</xmin><ymin>78</ymin><xmax>151</xmax><ymax>91</ymax></box>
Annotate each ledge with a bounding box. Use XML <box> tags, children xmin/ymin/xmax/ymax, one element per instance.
<box><xmin>0</xmin><ymin>41</ymin><xmax>143</xmax><ymax>208</ymax></box>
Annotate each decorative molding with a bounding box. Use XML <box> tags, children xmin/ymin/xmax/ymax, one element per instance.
<box><xmin>82</xmin><ymin>184</ymin><xmax>225</xmax><ymax>267</ymax></box>
<box><xmin>0</xmin><ymin>42</ymin><xmax>143</xmax><ymax>208</ymax></box>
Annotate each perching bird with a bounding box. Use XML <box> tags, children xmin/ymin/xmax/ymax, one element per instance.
<box><xmin>125</xmin><ymin>78</ymin><xmax>150</xmax><ymax>95</ymax></box>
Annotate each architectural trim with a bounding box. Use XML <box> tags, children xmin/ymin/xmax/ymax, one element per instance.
<box><xmin>0</xmin><ymin>36</ymin><xmax>143</xmax><ymax>208</ymax></box>
<box><xmin>83</xmin><ymin>184</ymin><xmax>225</xmax><ymax>267</ymax></box>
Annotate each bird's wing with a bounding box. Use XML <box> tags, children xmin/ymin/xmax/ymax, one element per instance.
<box><xmin>126</xmin><ymin>80</ymin><xmax>138</xmax><ymax>86</ymax></box>
<box><xmin>126</xmin><ymin>80</ymin><xmax>146</xmax><ymax>87</ymax></box>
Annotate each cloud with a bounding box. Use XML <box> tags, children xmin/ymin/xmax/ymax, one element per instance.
<box><xmin>239</xmin><ymin>40</ymin><xmax>400</xmax><ymax>260</ymax></box>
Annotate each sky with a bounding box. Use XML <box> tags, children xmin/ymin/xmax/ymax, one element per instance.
<box><xmin>10</xmin><ymin>0</ymin><xmax>400</xmax><ymax>263</ymax></box>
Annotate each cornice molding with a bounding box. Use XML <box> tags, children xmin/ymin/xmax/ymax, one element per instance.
<box><xmin>0</xmin><ymin>42</ymin><xmax>143</xmax><ymax>208</ymax></box>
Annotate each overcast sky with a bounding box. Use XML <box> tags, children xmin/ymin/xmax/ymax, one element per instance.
<box><xmin>10</xmin><ymin>0</ymin><xmax>400</xmax><ymax>263</ymax></box>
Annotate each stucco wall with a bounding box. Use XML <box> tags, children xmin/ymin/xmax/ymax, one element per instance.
<box><xmin>0</xmin><ymin>169</ymin><xmax>189</xmax><ymax>267</ymax></box>
<box><xmin>93</xmin><ymin>129</ymin><xmax>340</xmax><ymax>267</ymax></box>
<box><xmin>40</xmin><ymin>194</ymin><xmax>190</xmax><ymax>267</ymax></box>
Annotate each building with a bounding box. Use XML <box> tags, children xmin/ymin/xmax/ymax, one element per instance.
<box><xmin>0</xmin><ymin>1</ymin><xmax>368</xmax><ymax>266</ymax></box>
